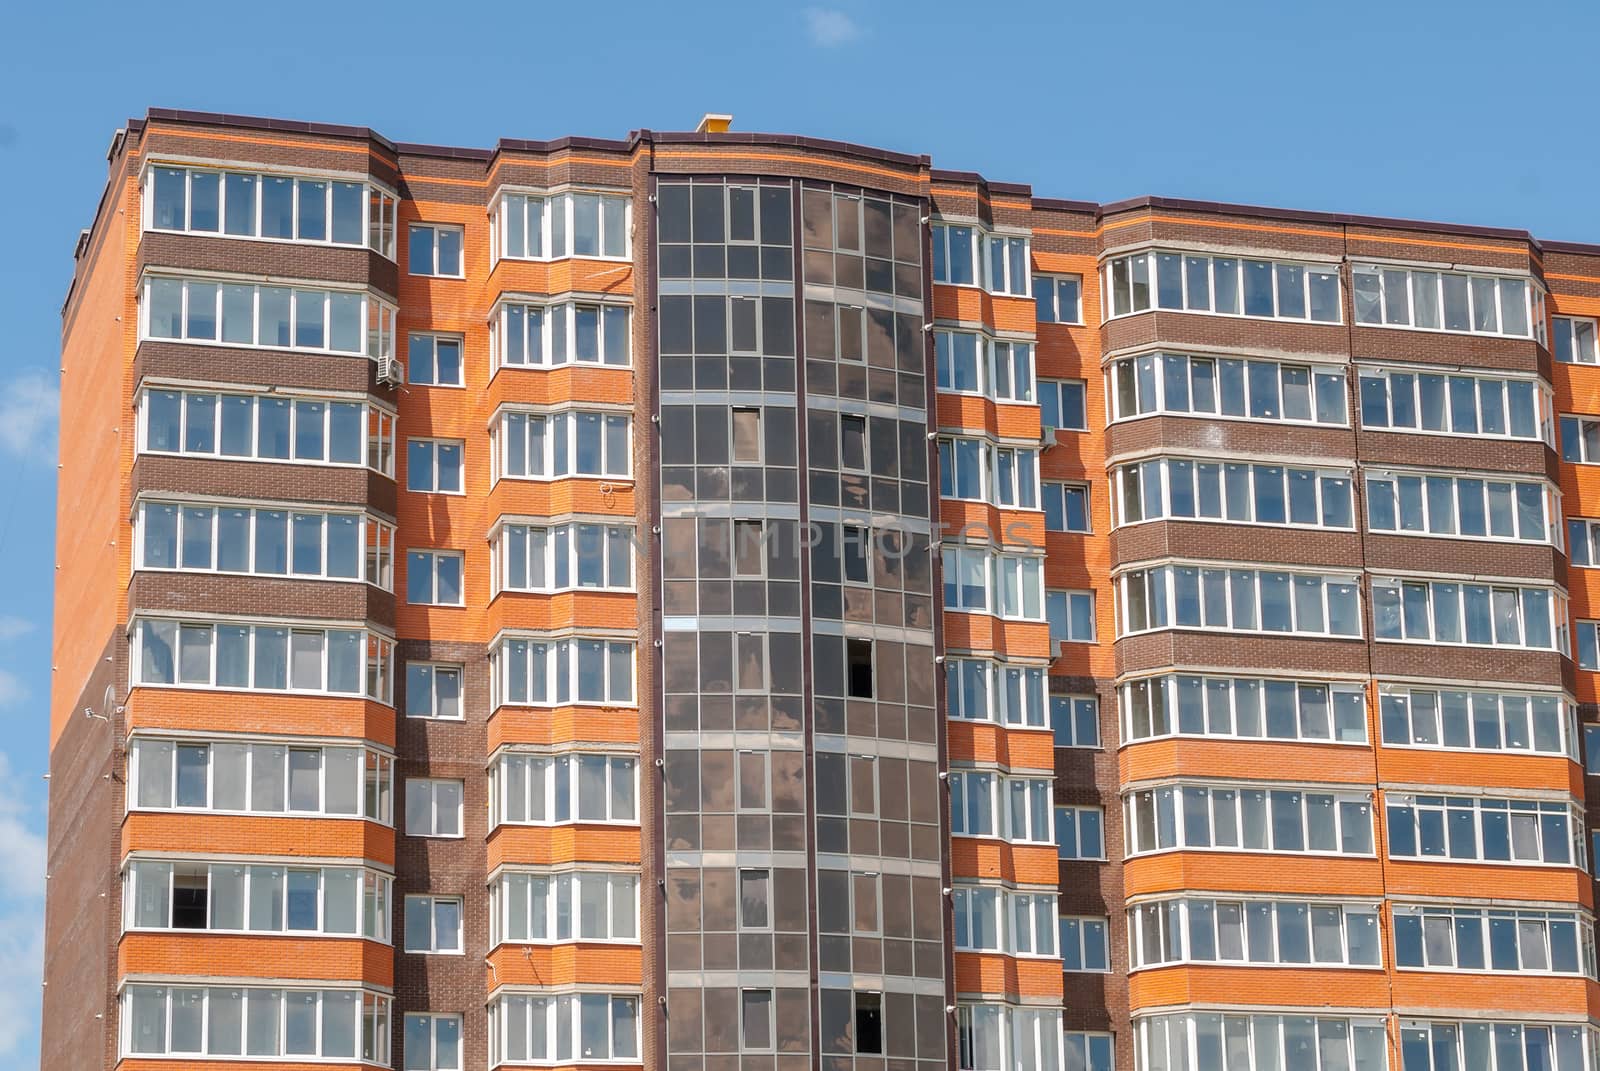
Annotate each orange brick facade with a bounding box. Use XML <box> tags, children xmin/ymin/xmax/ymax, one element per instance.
<box><xmin>41</xmin><ymin>108</ymin><xmax>1600</xmax><ymax>1071</ymax></box>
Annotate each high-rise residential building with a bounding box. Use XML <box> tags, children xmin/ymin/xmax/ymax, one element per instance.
<box><xmin>42</xmin><ymin>106</ymin><xmax>1600</xmax><ymax>1071</ymax></box>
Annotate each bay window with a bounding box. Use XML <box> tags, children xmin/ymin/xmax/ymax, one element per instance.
<box><xmin>1121</xmin><ymin>674</ymin><xmax>1367</xmax><ymax>744</ymax></box>
<box><xmin>953</xmin><ymin>885</ymin><xmax>1057</xmax><ymax>956</ymax></box>
<box><xmin>494</xmin><ymin>190</ymin><xmax>631</xmax><ymax>261</ymax></box>
<box><xmin>145</xmin><ymin>163</ymin><xmax>397</xmax><ymax>257</ymax></box>
<box><xmin>1386</xmin><ymin>793</ymin><xmax>1583</xmax><ymax>867</ymax></box>
<box><xmin>496</xmin><ymin>409</ymin><xmax>632</xmax><ymax>480</ymax></box>
<box><xmin>1109</xmin><ymin>352</ymin><xmax>1346</xmax><ymax>425</ymax></box>
<box><xmin>1137</xmin><ymin>1012</ymin><xmax>1387</xmax><ymax>1071</ymax></box>
<box><xmin>492</xmin><ymin>637</ymin><xmax>636</xmax><ymax>707</ymax></box>
<box><xmin>1114</xmin><ymin>457</ymin><xmax>1353</xmax><ymax>529</ymax></box>
<box><xmin>131</xmin><ymin>617</ymin><xmax>392</xmax><ymax>701</ymax></box>
<box><xmin>121</xmin><ymin>984</ymin><xmax>389</xmax><ymax>1061</ymax></box>
<box><xmin>1367</xmin><ymin>470</ymin><xmax>1557</xmax><ymax>543</ymax></box>
<box><xmin>1353</xmin><ymin>263</ymin><xmax>1543</xmax><ymax>340</ymax></box>
<box><xmin>491</xmin><ymin>752</ymin><xmax>639</xmax><ymax>826</ymax></box>
<box><xmin>1359</xmin><ymin>367</ymin><xmax>1551</xmax><ymax>442</ymax></box>
<box><xmin>1118</xmin><ymin>564</ymin><xmax>1362</xmax><ymax>638</ymax></box>
<box><xmin>488</xmin><ymin>993</ymin><xmax>640</xmax><ymax>1065</ymax></box>
<box><xmin>493</xmin><ymin>300</ymin><xmax>632</xmax><ymax>368</ymax></box>
<box><xmin>945</xmin><ymin>658</ymin><xmax>1048</xmax><ymax>728</ymax></box>
<box><xmin>1125</xmin><ymin>783</ymin><xmax>1374</xmax><ymax>856</ymax></box>
<box><xmin>1371</xmin><ymin>577</ymin><xmax>1565</xmax><ymax>651</ymax></box>
<box><xmin>136</xmin><ymin>500</ymin><xmax>392</xmax><ymax>588</ymax></box>
<box><xmin>142</xmin><ymin>275</ymin><xmax>395</xmax><ymax>358</ymax></box>
<box><xmin>496</xmin><ymin>522</ymin><xmax>634</xmax><ymax>593</ymax></box>
<box><xmin>1106</xmin><ymin>251</ymin><xmax>1340</xmax><ymax>322</ymax></box>
<box><xmin>124</xmin><ymin>859</ymin><xmax>388</xmax><ymax>941</ymax></box>
<box><xmin>1399</xmin><ymin>1020</ymin><xmax>1595</xmax><ymax>1070</ymax></box>
<box><xmin>1392</xmin><ymin>904</ymin><xmax>1594</xmax><ymax>977</ymax></box>
<box><xmin>1379</xmin><ymin>685</ymin><xmax>1574</xmax><ymax>758</ymax></box>
<box><xmin>138</xmin><ymin>388</ymin><xmax>394</xmax><ymax>476</ymax></box>
<box><xmin>1128</xmin><ymin>896</ymin><xmax>1381</xmax><ymax>969</ymax></box>
<box><xmin>490</xmin><ymin>871</ymin><xmax>639</xmax><ymax>944</ymax></box>
<box><xmin>127</xmin><ymin>736</ymin><xmax>392</xmax><ymax>822</ymax></box>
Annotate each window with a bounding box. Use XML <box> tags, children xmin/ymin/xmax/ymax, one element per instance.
<box><xmin>127</xmin><ymin>737</ymin><xmax>392</xmax><ymax>824</ymax></box>
<box><xmin>1399</xmin><ymin>1020</ymin><xmax>1594</xmax><ymax>1071</ymax></box>
<box><xmin>1392</xmin><ymin>904</ymin><xmax>1594</xmax><ymax>977</ymax></box>
<box><xmin>819</xmin><ymin>989</ymin><xmax>883</xmax><ymax>1055</ymax></box>
<box><xmin>1138</xmin><ymin>1013</ymin><xmax>1387</xmax><ymax>1071</ymax></box>
<box><xmin>993</xmin><ymin>446</ymin><xmax>1040</xmax><ymax>509</ymax></box>
<box><xmin>942</xmin><ymin>547</ymin><xmax>1045</xmax><ymax>620</ymax></box>
<box><xmin>1114</xmin><ymin>458</ymin><xmax>1354</xmax><ymax>530</ymax></box>
<box><xmin>1043</xmin><ymin>482</ymin><xmax>1090</xmax><ymax>532</ymax></box>
<box><xmin>985</xmin><ymin>234</ymin><xmax>1031</xmax><ymax>295</ymax></box>
<box><xmin>496</xmin><ymin>410</ymin><xmax>632</xmax><ymax>480</ymax></box>
<box><xmin>1372</xmin><ymin>577</ymin><xmax>1565</xmax><ymax>652</ymax></box>
<box><xmin>405</xmin><ymin>664</ymin><xmax>463</xmax><ymax>720</ymax></box>
<box><xmin>1368</xmin><ymin>470</ymin><xmax>1558</xmax><ymax>544</ymax></box>
<box><xmin>932</xmin><ymin>223</ymin><xmax>978</xmax><ymax>286</ymax></box>
<box><xmin>1359</xmin><ymin>368</ymin><xmax>1551</xmax><ymax>443</ymax></box>
<box><xmin>845</xmin><ymin>638</ymin><xmax>874</xmax><ymax>698</ymax></box>
<box><xmin>491</xmin><ymin>753</ymin><xmax>638</xmax><ymax>825</ymax></box>
<box><xmin>957</xmin><ymin>1005</ymin><xmax>1063</xmax><ymax>1071</ymax></box>
<box><xmin>1353</xmin><ymin>263</ymin><xmax>1543</xmax><ymax>340</ymax></box>
<box><xmin>405</xmin><ymin>779</ymin><xmax>463</xmax><ymax>838</ymax></box>
<box><xmin>1106</xmin><ymin>251</ymin><xmax>1340</xmax><ymax>322</ymax></box>
<box><xmin>1064</xmin><ymin>1032</ymin><xmax>1113</xmax><ymax>1071</ymax></box>
<box><xmin>145</xmin><ymin>164</ymin><xmax>397</xmax><ymax>258</ymax></box>
<box><xmin>1035</xmin><ymin>275</ymin><xmax>1083</xmax><ymax>324</ymax></box>
<box><xmin>121</xmin><ymin>985</ymin><xmax>390</xmax><ymax>1061</ymax></box>
<box><xmin>740</xmin><ymin>990</ymin><xmax>774</xmax><ymax>1052</ymax></box>
<box><xmin>939</xmin><ymin>437</ymin><xmax>991</xmax><ymax>502</ymax></box>
<box><xmin>1562</xmin><ymin>414</ymin><xmax>1600</xmax><ymax>465</ymax></box>
<box><xmin>1125</xmin><ymin>783</ymin><xmax>1374</xmax><ymax>856</ymax></box>
<box><xmin>493</xmin><ymin>301</ymin><xmax>632</xmax><ymax>368</ymax></box>
<box><xmin>954</xmin><ymin>886</ymin><xmax>1057</xmax><ymax>956</ymax></box>
<box><xmin>1129</xmin><ymin>896</ymin><xmax>1381</xmax><ymax>970</ymax></box>
<box><xmin>403</xmin><ymin>896</ymin><xmax>463</xmax><ymax>954</ymax></box>
<box><xmin>490</xmin><ymin>871</ymin><xmax>638</xmax><ymax>944</ymax></box>
<box><xmin>408</xmin><ymin>333</ymin><xmax>463</xmax><ymax>387</ymax></box>
<box><xmin>934</xmin><ymin>331</ymin><xmax>1035</xmax><ymax>402</ymax></box>
<box><xmin>406</xmin><ymin>439</ymin><xmax>464</xmax><ymax>494</ymax></box>
<box><xmin>1109</xmin><ymin>353</ymin><xmax>1347</xmax><ymax>425</ymax></box>
<box><xmin>123</xmin><ymin>860</ymin><xmax>389</xmax><ymax>941</ymax></box>
<box><xmin>495</xmin><ymin>190</ymin><xmax>631</xmax><ymax>261</ymax></box>
<box><xmin>1060</xmin><ymin>916</ymin><xmax>1111</xmax><ymax>972</ymax></box>
<box><xmin>1121</xmin><ymin>675</ymin><xmax>1367</xmax><ymax>745</ymax></box>
<box><xmin>1039</xmin><ymin>378</ymin><xmax>1089</xmax><ymax>431</ymax></box>
<box><xmin>950</xmin><ymin>771</ymin><xmax>1052</xmax><ymax>842</ymax></box>
<box><xmin>130</xmin><ymin>618</ymin><xmax>392</xmax><ymax>702</ymax></box>
<box><xmin>406</xmin><ymin>551</ymin><xmax>464</xmax><ymax>607</ymax></box>
<box><xmin>492</xmin><ymin>639</ymin><xmax>636</xmax><ymax>707</ymax></box>
<box><xmin>1056</xmin><ymin>806</ymin><xmax>1105</xmax><ymax>860</ymax></box>
<box><xmin>143</xmin><ymin>275</ymin><xmax>396</xmax><ymax>359</ymax></box>
<box><xmin>1554</xmin><ymin>315</ymin><xmax>1600</xmax><ymax>364</ymax></box>
<box><xmin>1380</xmin><ymin>685</ymin><xmax>1573</xmax><ymax>758</ymax></box>
<box><xmin>1047</xmin><ymin>589</ymin><xmax>1097</xmax><ymax>644</ymax></box>
<box><xmin>403</xmin><ymin>1013</ymin><xmax>462</xmax><ymax>1070</ymax></box>
<box><xmin>487</xmin><ymin>994</ymin><xmax>639</xmax><ymax>1064</ymax></box>
<box><xmin>1118</xmin><ymin>565</ymin><xmax>1362</xmax><ymax>638</ymax></box>
<box><xmin>138</xmin><ymin>389</ymin><xmax>395</xmax><ymax>476</ymax></box>
<box><xmin>945</xmin><ymin>659</ymin><xmax>1047</xmax><ymax>728</ymax></box>
<box><xmin>497</xmin><ymin>523</ymin><xmax>634</xmax><ymax>593</ymax></box>
<box><xmin>408</xmin><ymin>224</ymin><xmax>463</xmax><ymax>277</ymax></box>
<box><xmin>136</xmin><ymin>501</ymin><xmax>393</xmax><ymax>589</ymax></box>
<box><xmin>1386</xmin><ymin>794</ymin><xmax>1583</xmax><ymax>868</ymax></box>
<box><xmin>1053</xmin><ymin>695</ymin><xmax>1100</xmax><ymax>747</ymax></box>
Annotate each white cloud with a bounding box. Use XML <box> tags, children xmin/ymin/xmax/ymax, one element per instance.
<box><xmin>803</xmin><ymin>7</ymin><xmax>863</xmax><ymax>46</ymax></box>
<box><xmin>0</xmin><ymin>669</ymin><xmax>23</xmax><ymax>708</ymax></box>
<box><xmin>0</xmin><ymin>369</ymin><xmax>58</xmax><ymax>463</ymax></box>
<box><xmin>0</xmin><ymin>749</ymin><xmax>45</xmax><ymax>1061</ymax></box>
<box><xmin>0</xmin><ymin>617</ymin><xmax>32</xmax><ymax>642</ymax></box>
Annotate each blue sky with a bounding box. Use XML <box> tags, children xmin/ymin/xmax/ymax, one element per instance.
<box><xmin>4</xmin><ymin>0</ymin><xmax>1600</xmax><ymax>1063</ymax></box>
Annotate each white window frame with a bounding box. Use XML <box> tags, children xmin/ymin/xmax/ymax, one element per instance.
<box><xmin>407</xmin><ymin>332</ymin><xmax>465</xmax><ymax>387</ymax></box>
<box><xmin>140</xmin><ymin>274</ymin><xmax>395</xmax><ymax>358</ymax></box>
<box><xmin>1120</xmin><ymin>674</ymin><xmax>1368</xmax><ymax>746</ymax></box>
<box><xmin>406</xmin><ymin>549</ymin><xmax>465</xmax><ymax>607</ymax></box>
<box><xmin>406</xmin><ymin>438</ymin><xmax>465</xmax><ymax>495</ymax></box>
<box><xmin>491</xmin><ymin>299</ymin><xmax>633</xmax><ymax>370</ymax></box>
<box><xmin>491</xmin><ymin>638</ymin><xmax>638</xmax><ymax>709</ymax></box>
<box><xmin>1108</xmin><ymin>351</ymin><xmax>1348</xmax><ymax>426</ymax></box>
<box><xmin>403</xmin><ymin>895</ymin><xmax>464</xmax><ymax>955</ymax></box>
<box><xmin>1372</xmin><ymin>576</ymin><xmax>1567</xmax><ymax>653</ymax></box>
<box><xmin>1105</xmin><ymin>251</ymin><xmax>1342</xmax><ymax>323</ymax></box>
<box><xmin>404</xmin><ymin>662</ymin><xmax>464</xmax><ymax>720</ymax></box>
<box><xmin>493</xmin><ymin>410</ymin><xmax>634</xmax><ymax>482</ymax></box>
<box><xmin>405</xmin><ymin>778</ymin><xmax>464</xmax><ymax>839</ymax></box>
<box><xmin>1112</xmin><ymin>457</ymin><xmax>1355</xmax><ymax>531</ymax></box>
<box><xmin>1352</xmin><ymin>262</ymin><xmax>1544</xmax><ymax>341</ymax></box>
<box><xmin>136</xmin><ymin>387</ymin><xmax>395</xmax><ymax>476</ymax></box>
<box><xmin>1358</xmin><ymin>366</ymin><xmax>1553</xmax><ymax>444</ymax></box>
<box><xmin>125</xmin><ymin>736</ymin><xmax>393</xmax><ymax>824</ymax></box>
<box><xmin>1554</xmin><ymin>314</ymin><xmax>1600</xmax><ymax>365</ymax></box>
<box><xmin>129</xmin><ymin>618</ymin><xmax>393</xmax><ymax>702</ymax></box>
<box><xmin>408</xmin><ymin>223</ymin><xmax>465</xmax><ymax>278</ymax></box>
<box><xmin>1033</xmin><ymin>273</ymin><xmax>1083</xmax><ymax>325</ymax></box>
<box><xmin>490</xmin><ymin>752</ymin><xmax>640</xmax><ymax>827</ymax></box>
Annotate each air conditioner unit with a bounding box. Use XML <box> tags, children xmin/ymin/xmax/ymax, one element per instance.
<box><xmin>376</xmin><ymin>357</ymin><xmax>405</xmax><ymax>387</ymax></box>
<box><xmin>1050</xmin><ymin>639</ymin><xmax>1064</xmax><ymax>661</ymax></box>
<box><xmin>1040</xmin><ymin>424</ymin><xmax>1060</xmax><ymax>448</ymax></box>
